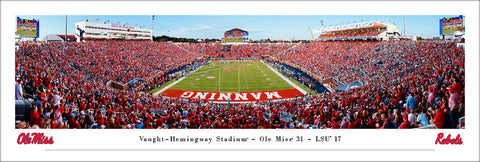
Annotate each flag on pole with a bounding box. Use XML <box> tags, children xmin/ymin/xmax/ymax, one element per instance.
<box><xmin>152</xmin><ymin>15</ymin><xmax>155</xmax><ymax>21</ymax></box>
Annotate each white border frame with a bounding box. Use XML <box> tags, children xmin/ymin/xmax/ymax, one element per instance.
<box><xmin>1</xmin><ymin>1</ymin><xmax>479</xmax><ymax>161</ymax></box>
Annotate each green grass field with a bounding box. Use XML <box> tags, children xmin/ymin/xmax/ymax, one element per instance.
<box><xmin>168</xmin><ymin>61</ymin><xmax>295</xmax><ymax>92</ymax></box>
<box><xmin>224</xmin><ymin>38</ymin><xmax>245</xmax><ymax>43</ymax></box>
<box><xmin>442</xmin><ymin>26</ymin><xmax>463</xmax><ymax>35</ymax></box>
<box><xmin>17</xmin><ymin>29</ymin><xmax>37</xmax><ymax>37</ymax></box>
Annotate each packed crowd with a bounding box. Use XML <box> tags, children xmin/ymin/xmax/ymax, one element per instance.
<box><xmin>275</xmin><ymin>40</ymin><xmax>465</xmax><ymax>128</ymax></box>
<box><xmin>141</xmin><ymin>61</ymin><xmax>208</xmax><ymax>93</ymax></box>
<box><xmin>176</xmin><ymin>43</ymin><xmax>297</xmax><ymax>59</ymax></box>
<box><xmin>15</xmin><ymin>39</ymin><xmax>464</xmax><ymax>129</ymax></box>
<box><xmin>319</xmin><ymin>31</ymin><xmax>383</xmax><ymax>38</ymax></box>
<box><xmin>266</xmin><ymin>60</ymin><xmax>328</xmax><ymax>94</ymax></box>
<box><xmin>29</xmin><ymin>40</ymin><xmax>201</xmax><ymax>84</ymax></box>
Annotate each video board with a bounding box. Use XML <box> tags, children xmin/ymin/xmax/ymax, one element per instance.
<box><xmin>17</xmin><ymin>17</ymin><xmax>40</xmax><ymax>38</ymax></box>
<box><xmin>439</xmin><ymin>16</ymin><xmax>464</xmax><ymax>35</ymax></box>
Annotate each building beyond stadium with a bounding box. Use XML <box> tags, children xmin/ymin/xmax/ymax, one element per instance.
<box><xmin>74</xmin><ymin>21</ymin><xmax>152</xmax><ymax>41</ymax></box>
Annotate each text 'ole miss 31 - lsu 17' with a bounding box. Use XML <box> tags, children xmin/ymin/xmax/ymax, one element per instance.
<box><xmin>161</xmin><ymin>89</ymin><xmax>304</xmax><ymax>102</ymax></box>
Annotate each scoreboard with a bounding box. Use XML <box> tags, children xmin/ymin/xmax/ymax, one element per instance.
<box><xmin>17</xmin><ymin>17</ymin><xmax>40</xmax><ymax>38</ymax></box>
<box><xmin>224</xmin><ymin>28</ymin><xmax>249</xmax><ymax>43</ymax></box>
<box><xmin>440</xmin><ymin>16</ymin><xmax>464</xmax><ymax>35</ymax></box>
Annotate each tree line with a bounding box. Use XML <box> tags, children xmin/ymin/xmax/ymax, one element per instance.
<box><xmin>153</xmin><ymin>35</ymin><xmax>310</xmax><ymax>43</ymax></box>
<box><xmin>153</xmin><ymin>35</ymin><xmax>220</xmax><ymax>43</ymax></box>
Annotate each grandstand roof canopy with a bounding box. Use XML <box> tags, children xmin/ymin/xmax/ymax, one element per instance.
<box><xmin>319</xmin><ymin>21</ymin><xmax>387</xmax><ymax>33</ymax></box>
<box><xmin>44</xmin><ymin>34</ymin><xmax>76</xmax><ymax>42</ymax></box>
<box><xmin>57</xmin><ymin>35</ymin><xmax>76</xmax><ymax>40</ymax></box>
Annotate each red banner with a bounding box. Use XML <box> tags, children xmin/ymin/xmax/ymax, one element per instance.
<box><xmin>161</xmin><ymin>89</ymin><xmax>304</xmax><ymax>102</ymax></box>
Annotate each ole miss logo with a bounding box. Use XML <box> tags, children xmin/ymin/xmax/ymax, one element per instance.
<box><xmin>435</xmin><ymin>133</ymin><xmax>463</xmax><ymax>145</ymax></box>
<box><xmin>17</xmin><ymin>133</ymin><xmax>54</xmax><ymax>145</ymax></box>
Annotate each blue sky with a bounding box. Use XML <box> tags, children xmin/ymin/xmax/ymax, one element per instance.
<box><xmin>18</xmin><ymin>15</ymin><xmax>459</xmax><ymax>40</ymax></box>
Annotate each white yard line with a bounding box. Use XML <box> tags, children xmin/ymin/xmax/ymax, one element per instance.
<box><xmin>243</xmin><ymin>62</ymin><xmax>249</xmax><ymax>91</ymax></box>
<box><xmin>262</xmin><ymin>60</ymin><xmax>308</xmax><ymax>95</ymax></box>
<box><xmin>218</xmin><ymin>62</ymin><xmax>221</xmax><ymax>92</ymax></box>
<box><xmin>153</xmin><ymin>64</ymin><xmax>205</xmax><ymax>96</ymax></box>
<box><xmin>237</xmin><ymin>61</ymin><xmax>240</xmax><ymax>92</ymax></box>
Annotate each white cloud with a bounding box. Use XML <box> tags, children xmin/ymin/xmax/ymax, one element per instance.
<box><xmin>192</xmin><ymin>25</ymin><xmax>215</xmax><ymax>31</ymax></box>
<box><xmin>203</xmin><ymin>20</ymin><xmax>242</xmax><ymax>23</ymax></box>
<box><xmin>176</xmin><ymin>27</ymin><xmax>189</xmax><ymax>34</ymax></box>
<box><xmin>164</xmin><ymin>25</ymin><xmax>218</xmax><ymax>38</ymax></box>
<box><xmin>166</xmin><ymin>27</ymin><xmax>189</xmax><ymax>37</ymax></box>
<box><xmin>312</xmin><ymin>28</ymin><xmax>323</xmax><ymax>33</ymax></box>
<box><xmin>248</xmin><ymin>29</ymin><xmax>266</xmax><ymax>33</ymax></box>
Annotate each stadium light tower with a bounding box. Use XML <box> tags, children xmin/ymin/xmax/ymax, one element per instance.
<box><xmin>308</xmin><ymin>26</ymin><xmax>315</xmax><ymax>41</ymax></box>
<box><xmin>64</xmin><ymin>15</ymin><xmax>67</xmax><ymax>53</ymax></box>
<box><xmin>151</xmin><ymin>15</ymin><xmax>155</xmax><ymax>41</ymax></box>
<box><xmin>152</xmin><ymin>15</ymin><xmax>155</xmax><ymax>29</ymax></box>
<box><xmin>404</xmin><ymin>16</ymin><xmax>407</xmax><ymax>36</ymax></box>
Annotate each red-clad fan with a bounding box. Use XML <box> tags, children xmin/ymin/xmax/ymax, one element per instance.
<box><xmin>15</xmin><ymin>39</ymin><xmax>464</xmax><ymax>129</ymax></box>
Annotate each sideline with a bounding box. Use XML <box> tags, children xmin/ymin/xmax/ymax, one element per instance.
<box><xmin>262</xmin><ymin>60</ymin><xmax>308</xmax><ymax>95</ymax></box>
<box><xmin>152</xmin><ymin>61</ymin><xmax>209</xmax><ymax>96</ymax></box>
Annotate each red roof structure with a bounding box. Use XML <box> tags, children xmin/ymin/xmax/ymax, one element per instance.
<box><xmin>57</xmin><ymin>35</ymin><xmax>76</xmax><ymax>41</ymax></box>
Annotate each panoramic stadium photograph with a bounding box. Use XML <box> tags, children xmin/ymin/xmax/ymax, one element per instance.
<box><xmin>15</xmin><ymin>15</ymin><xmax>465</xmax><ymax>129</ymax></box>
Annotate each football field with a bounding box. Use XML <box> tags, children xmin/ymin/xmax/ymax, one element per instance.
<box><xmin>155</xmin><ymin>60</ymin><xmax>307</xmax><ymax>102</ymax></box>
<box><xmin>171</xmin><ymin>60</ymin><xmax>293</xmax><ymax>92</ymax></box>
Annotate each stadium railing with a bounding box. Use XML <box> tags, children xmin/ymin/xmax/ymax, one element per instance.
<box><xmin>414</xmin><ymin>124</ymin><xmax>438</xmax><ymax>129</ymax></box>
<box><xmin>458</xmin><ymin>116</ymin><xmax>465</xmax><ymax>129</ymax></box>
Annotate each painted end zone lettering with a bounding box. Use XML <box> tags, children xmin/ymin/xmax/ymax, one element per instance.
<box><xmin>211</xmin><ymin>60</ymin><xmax>260</xmax><ymax>62</ymax></box>
<box><xmin>161</xmin><ymin>89</ymin><xmax>303</xmax><ymax>102</ymax></box>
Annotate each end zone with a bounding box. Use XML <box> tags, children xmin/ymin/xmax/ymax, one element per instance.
<box><xmin>161</xmin><ymin>89</ymin><xmax>304</xmax><ymax>102</ymax></box>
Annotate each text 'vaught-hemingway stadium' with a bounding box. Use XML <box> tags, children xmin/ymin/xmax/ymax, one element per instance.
<box><xmin>15</xmin><ymin>16</ymin><xmax>465</xmax><ymax>129</ymax></box>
